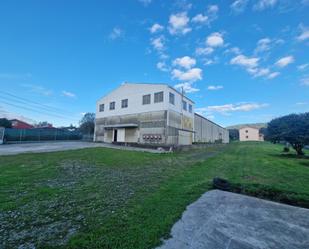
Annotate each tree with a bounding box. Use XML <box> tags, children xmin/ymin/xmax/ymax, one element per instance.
<box><xmin>36</xmin><ymin>121</ymin><xmax>53</xmax><ymax>128</ymax></box>
<box><xmin>0</xmin><ymin>118</ymin><xmax>12</xmax><ymax>128</ymax></box>
<box><xmin>267</xmin><ymin>112</ymin><xmax>309</xmax><ymax>156</ymax></box>
<box><xmin>79</xmin><ymin>112</ymin><xmax>95</xmax><ymax>134</ymax></box>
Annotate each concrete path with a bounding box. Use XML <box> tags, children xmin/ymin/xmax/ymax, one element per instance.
<box><xmin>157</xmin><ymin>190</ymin><xmax>309</xmax><ymax>249</ymax></box>
<box><xmin>0</xmin><ymin>141</ymin><xmax>165</xmax><ymax>156</ymax></box>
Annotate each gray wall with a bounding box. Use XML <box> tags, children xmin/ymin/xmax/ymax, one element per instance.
<box><xmin>194</xmin><ymin>113</ymin><xmax>229</xmax><ymax>143</ymax></box>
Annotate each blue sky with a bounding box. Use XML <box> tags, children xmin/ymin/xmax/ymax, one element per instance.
<box><xmin>0</xmin><ymin>0</ymin><xmax>308</xmax><ymax>127</ymax></box>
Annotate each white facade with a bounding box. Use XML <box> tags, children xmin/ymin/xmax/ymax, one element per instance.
<box><xmin>239</xmin><ymin>126</ymin><xmax>264</xmax><ymax>141</ymax></box>
<box><xmin>95</xmin><ymin>83</ymin><xmax>194</xmax><ymax>145</ymax></box>
<box><xmin>96</xmin><ymin>83</ymin><xmax>194</xmax><ymax>119</ymax></box>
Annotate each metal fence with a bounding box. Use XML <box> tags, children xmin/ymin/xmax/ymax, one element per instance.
<box><xmin>3</xmin><ymin>128</ymin><xmax>82</xmax><ymax>143</ymax></box>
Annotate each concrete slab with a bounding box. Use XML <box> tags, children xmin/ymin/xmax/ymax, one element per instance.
<box><xmin>0</xmin><ymin>141</ymin><xmax>165</xmax><ymax>156</ymax></box>
<box><xmin>157</xmin><ymin>190</ymin><xmax>309</xmax><ymax>249</ymax></box>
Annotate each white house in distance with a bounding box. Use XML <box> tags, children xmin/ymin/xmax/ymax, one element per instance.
<box><xmin>239</xmin><ymin>126</ymin><xmax>264</xmax><ymax>142</ymax></box>
<box><xmin>94</xmin><ymin>83</ymin><xmax>229</xmax><ymax>146</ymax></box>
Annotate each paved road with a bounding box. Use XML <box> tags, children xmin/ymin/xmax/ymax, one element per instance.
<box><xmin>157</xmin><ymin>190</ymin><xmax>309</xmax><ymax>249</ymax></box>
<box><xmin>0</xmin><ymin>141</ymin><xmax>165</xmax><ymax>156</ymax></box>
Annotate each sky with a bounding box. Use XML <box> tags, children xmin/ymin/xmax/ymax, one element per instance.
<box><xmin>0</xmin><ymin>0</ymin><xmax>308</xmax><ymax>127</ymax></box>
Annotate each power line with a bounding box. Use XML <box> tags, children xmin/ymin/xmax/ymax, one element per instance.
<box><xmin>0</xmin><ymin>100</ymin><xmax>80</xmax><ymax>122</ymax></box>
<box><xmin>0</xmin><ymin>95</ymin><xmax>73</xmax><ymax>119</ymax></box>
<box><xmin>0</xmin><ymin>90</ymin><xmax>76</xmax><ymax>116</ymax></box>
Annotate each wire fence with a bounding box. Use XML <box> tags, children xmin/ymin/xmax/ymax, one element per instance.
<box><xmin>3</xmin><ymin>128</ymin><xmax>82</xmax><ymax>143</ymax></box>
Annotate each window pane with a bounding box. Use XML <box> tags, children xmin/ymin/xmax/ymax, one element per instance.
<box><xmin>143</xmin><ymin>94</ymin><xmax>151</xmax><ymax>105</ymax></box>
<box><xmin>169</xmin><ymin>92</ymin><xmax>175</xmax><ymax>105</ymax></box>
<box><xmin>182</xmin><ymin>100</ymin><xmax>187</xmax><ymax>110</ymax></box>
<box><xmin>110</xmin><ymin>101</ymin><xmax>115</xmax><ymax>110</ymax></box>
<box><xmin>189</xmin><ymin>104</ymin><xmax>192</xmax><ymax>113</ymax></box>
<box><xmin>154</xmin><ymin>91</ymin><xmax>163</xmax><ymax>103</ymax></box>
<box><xmin>99</xmin><ymin>104</ymin><xmax>104</xmax><ymax>112</ymax></box>
<box><xmin>121</xmin><ymin>99</ymin><xmax>128</xmax><ymax>108</ymax></box>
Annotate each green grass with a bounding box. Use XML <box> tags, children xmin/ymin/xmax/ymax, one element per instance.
<box><xmin>0</xmin><ymin>142</ymin><xmax>308</xmax><ymax>248</ymax></box>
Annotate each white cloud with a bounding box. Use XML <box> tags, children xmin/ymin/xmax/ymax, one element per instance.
<box><xmin>300</xmin><ymin>76</ymin><xmax>309</xmax><ymax>86</ymax></box>
<box><xmin>275</xmin><ymin>56</ymin><xmax>294</xmax><ymax>68</ymax></box>
<box><xmin>230</xmin><ymin>54</ymin><xmax>259</xmax><ymax>68</ymax></box>
<box><xmin>157</xmin><ymin>62</ymin><xmax>169</xmax><ymax>72</ymax></box>
<box><xmin>109</xmin><ymin>27</ymin><xmax>124</xmax><ymax>40</ymax></box>
<box><xmin>206</xmin><ymin>32</ymin><xmax>224</xmax><ymax>47</ymax></box>
<box><xmin>168</xmin><ymin>12</ymin><xmax>191</xmax><ymax>35</ymax></box>
<box><xmin>253</xmin><ymin>0</ymin><xmax>278</xmax><ymax>10</ymax></box>
<box><xmin>203</xmin><ymin>58</ymin><xmax>216</xmax><ymax>66</ymax></box>
<box><xmin>173</xmin><ymin>56</ymin><xmax>196</xmax><ymax>69</ymax></box>
<box><xmin>195</xmin><ymin>47</ymin><xmax>214</xmax><ymax>56</ymax></box>
<box><xmin>151</xmin><ymin>36</ymin><xmax>165</xmax><ymax>51</ymax></box>
<box><xmin>206</xmin><ymin>102</ymin><xmax>269</xmax><ymax>113</ymax></box>
<box><xmin>224</xmin><ymin>47</ymin><xmax>241</xmax><ymax>55</ymax></box>
<box><xmin>207</xmin><ymin>85</ymin><xmax>223</xmax><ymax>90</ymax></box>
<box><xmin>172</xmin><ymin>68</ymin><xmax>202</xmax><ymax>82</ymax></box>
<box><xmin>150</xmin><ymin>23</ymin><xmax>164</xmax><ymax>33</ymax></box>
<box><xmin>230</xmin><ymin>0</ymin><xmax>248</xmax><ymax>13</ymax></box>
<box><xmin>21</xmin><ymin>84</ymin><xmax>53</xmax><ymax>96</ymax></box>
<box><xmin>295</xmin><ymin>102</ymin><xmax>308</xmax><ymax>105</ymax></box>
<box><xmin>267</xmin><ymin>72</ymin><xmax>280</xmax><ymax>79</ymax></box>
<box><xmin>247</xmin><ymin>67</ymin><xmax>270</xmax><ymax>77</ymax></box>
<box><xmin>62</xmin><ymin>91</ymin><xmax>76</xmax><ymax>98</ymax></box>
<box><xmin>208</xmin><ymin>5</ymin><xmax>219</xmax><ymax>14</ymax></box>
<box><xmin>297</xmin><ymin>24</ymin><xmax>309</xmax><ymax>42</ymax></box>
<box><xmin>192</xmin><ymin>14</ymin><xmax>208</xmax><ymax>24</ymax></box>
<box><xmin>139</xmin><ymin>0</ymin><xmax>152</xmax><ymax>6</ymax></box>
<box><xmin>298</xmin><ymin>63</ymin><xmax>309</xmax><ymax>71</ymax></box>
<box><xmin>174</xmin><ymin>82</ymin><xmax>199</xmax><ymax>93</ymax></box>
<box><xmin>255</xmin><ymin>38</ymin><xmax>271</xmax><ymax>53</ymax></box>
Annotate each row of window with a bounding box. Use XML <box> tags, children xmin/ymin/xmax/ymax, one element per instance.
<box><xmin>99</xmin><ymin>98</ymin><xmax>128</xmax><ymax>112</ymax></box>
<box><xmin>99</xmin><ymin>91</ymin><xmax>192</xmax><ymax>113</ymax></box>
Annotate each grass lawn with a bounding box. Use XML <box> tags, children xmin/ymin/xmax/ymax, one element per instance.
<box><xmin>0</xmin><ymin>142</ymin><xmax>308</xmax><ymax>248</ymax></box>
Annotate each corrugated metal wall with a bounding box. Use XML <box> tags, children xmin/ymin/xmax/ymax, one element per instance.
<box><xmin>194</xmin><ymin>114</ymin><xmax>229</xmax><ymax>143</ymax></box>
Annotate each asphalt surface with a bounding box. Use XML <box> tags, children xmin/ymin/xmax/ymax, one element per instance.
<box><xmin>0</xmin><ymin>141</ymin><xmax>165</xmax><ymax>155</ymax></box>
<box><xmin>157</xmin><ymin>190</ymin><xmax>309</xmax><ymax>249</ymax></box>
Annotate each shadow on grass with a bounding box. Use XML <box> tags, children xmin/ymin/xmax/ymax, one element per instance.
<box><xmin>269</xmin><ymin>153</ymin><xmax>309</xmax><ymax>160</ymax></box>
<box><xmin>214</xmin><ymin>183</ymin><xmax>309</xmax><ymax>209</ymax></box>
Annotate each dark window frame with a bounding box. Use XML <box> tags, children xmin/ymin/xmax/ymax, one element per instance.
<box><xmin>99</xmin><ymin>104</ymin><xmax>104</xmax><ymax>112</ymax></box>
<box><xmin>142</xmin><ymin>94</ymin><xmax>151</xmax><ymax>105</ymax></box>
<box><xmin>189</xmin><ymin>104</ymin><xmax>192</xmax><ymax>113</ymax></box>
<box><xmin>169</xmin><ymin>92</ymin><xmax>175</xmax><ymax>105</ymax></box>
<box><xmin>154</xmin><ymin>91</ymin><xmax>164</xmax><ymax>103</ymax></box>
<box><xmin>109</xmin><ymin>101</ymin><xmax>115</xmax><ymax>110</ymax></box>
<box><xmin>182</xmin><ymin>100</ymin><xmax>187</xmax><ymax>111</ymax></box>
<box><xmin>121</xmin><ymin>99</ymin><xmax>128</xmax><ymax>108</ymax></box>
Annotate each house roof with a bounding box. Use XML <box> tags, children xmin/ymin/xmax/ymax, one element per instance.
<box><xmin>97</xmin><ymin>82</ymin><xmax>195</xmax><ymax>104</ymax></box>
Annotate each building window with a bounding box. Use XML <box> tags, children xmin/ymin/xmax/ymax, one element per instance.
<box><xmin>182</xmin><ymin>100</ymin><xmax>187</xmax><ymax>111</ymax></box>
<box><xmin>246</xmin><ymin>136</ymin><xmax>249</xmax><ymax>139</ymax></box>
<box><xmin>154</xmin><ymin>91</ymin><xmax>164</xmax><ymax>103</ymax></box>
<box><xmin>143</xmin><ymin>94</ymin><xmax>151</xmax><ymax>105</ymax></box>
<box><xmin>189</xmin><ymin>104</ymin><xmax>192</xmax><ymax>113</ymax></box>
<box><xmin>121</xmin><ymin>99</ymin><xmax>128</xmax><ymax>108</ymax></box>
<box><xmin>245</xmin><ymin>130</ymin><xmax>248</xmax><ymax>133</ymax></box>
<box><xmin>99</xmin><ymin>104</ymin><xmax>104</xmax><ymax>112</ymax></box>
<box><xmin>109</xmin><ymin>101</ymin><xmax>115</xmax><ymax>110</ymax></box>
<box><xmin>169</xmin><ymin>92</ymin><xmax>175</xmax><ymax>105</ymax></box>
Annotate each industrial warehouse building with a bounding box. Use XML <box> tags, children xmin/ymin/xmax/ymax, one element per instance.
<box><xmin>94</xmin><ymin>83</ymin><xmax>229</xmax><ymax>146</ymax></box>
